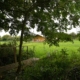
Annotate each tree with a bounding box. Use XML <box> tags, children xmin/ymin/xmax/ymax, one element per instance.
<box><xmin>70</xmin><ymin>32</ymin><xmax>77</xmax><ymax>39</ymax></box>
<box><xmin>77</xmin><ymin>31</ymin><xmax>80</xmax><ymax>41</ymax></box>
<box><xmin>1</xmin><ymin>35</ymin><xmax>12</xmax><ymax>41</ymax></box>
<box><xmin>0</xmin><ymin>0</ymin><xmax>80</xmax><ymax>73</ymax></box>
<box><xmin>0</xmin><ymin>36</ymin><xmax>2</xmax><ymax>41</ymax></box>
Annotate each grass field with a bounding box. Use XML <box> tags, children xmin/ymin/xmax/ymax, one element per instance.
<box><xmin>22</xmin><ymin>40</ymin><xmax>80</xmax><ymax>58</ymax></box>
<box><xmin>0</xmin><ymin>40</ymin><xmax>80</xmax><ymax>58</ymax></box>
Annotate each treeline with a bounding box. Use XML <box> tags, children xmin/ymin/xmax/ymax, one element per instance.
<box><xmin>69</xmin><ymin>32</ymin><xmax>80</xmax><ymax>40</ymax></box>
<box><xmin>0</xmin><ymin>35</ymin><xmax>20</xmax><ymax>41</ymax></box>
<box><xmin>0</xmin><ymin>34</ymin><xmax>33</xmax><ymax>41</ymax></box>
<box><xmin>0</xmin><ymin>32</ymin><xmax>80</xmax><ymax>41</ymax></box>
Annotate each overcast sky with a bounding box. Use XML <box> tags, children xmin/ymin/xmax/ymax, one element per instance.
<box><xmin>0</xmin><ymin>27</ymin><xmax>80</xmax><ymax>37</ymax></box>
<box><xmin>0</xmin><ymin>29</ymin><xmax>42</xmax><ymax>37</ymax></box>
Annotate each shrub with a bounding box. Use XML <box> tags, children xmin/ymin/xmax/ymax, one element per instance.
<box><xmin>22</xmin><ymin>49</ymin><xmax>80</xmax><ymax>80</ymax></box>
<box><xmin>2</xmin><ymin>49</ymin><xmax>80</xmax><ymax>80</ymax></box>
<box><xmin>22</xmin><ymin>49</ymin><xmax>70</xmax><ymax>80</ymax></box>
<box><xmin>0</xmin><ymin>43</ymin><xmax>35</xmax><ymax>66</ymax></box>
<box><xmin>18</xmin><ymin>48</ymin><xmax>35</xmax><ymax>60</ymax></box>
<box><xmin>0</xmin><ymin>43</ymin><xmax>15</xmax><ymax>66</ymax></box>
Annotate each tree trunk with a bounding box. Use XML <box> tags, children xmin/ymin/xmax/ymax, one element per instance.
<box><xmin>16</xmin><ymin>0</ymin><xmax>35</xmax><ymax>74</ymax></box>
<box><xmin>13</xmin><ymin>46</ymin><xmax>17</xmax><ymax>63</ymax></box>
<box><xmin>16</xmin><ymin>16</ymin><xmax>27</xmax><ymax>74</ymax></box>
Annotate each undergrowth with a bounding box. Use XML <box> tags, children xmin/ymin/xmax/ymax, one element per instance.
<box><xmin>1</xmin><ymin>48</ymin><xmax>80</xmax><ymax>80</ymax></box>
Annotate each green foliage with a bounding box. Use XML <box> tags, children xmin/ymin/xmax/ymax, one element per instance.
<box><xmin>24</xmin><ymin>50</ymin><xmax>70</xmax><ymax>80</ymax></box>
<box><xmin>0</xmin><ymin>43</ymin><xmax>15</xmax><ymax>66</ymax></box>
<box><xmin>46</xmin><ymin>32</ymin><xmax>73</xmax><ymax>46</ymax></box>
<box><xmin>15</xmin><ymin>36</ymin><xmax>20</xmax><ymax>41</ymax></box>
<box><xmin>17</xmin><ymin>48</ymin><xmax>35</xmax><ymax>60</ymax></box>
<box><xmin>1</xmin><ymin>48</ymin><xmax>80</xmax><ymax>80</ymax></box>
<box><xmin>21</xmin><ymin>49</ymin><xmax>80</xmax><ymax>80</ymax></box>
<box><xmin>0</xmin><ymin>0</ymin><xmax>80</xmax><ymax>42</ymax></box>
<box><xmin>0</xmin><ymin>0</ymin><xmax>80</xmax><ymax>73</ymax></box>
<box><xmin>0</xmin><ymin>0</ymin><xmax>80</xmax><ymax>74</ymax></box>
<box><xmin>0</xmin><ymin>43</ymin><xmax>35</xmax><ymax>66</ymax></box>
<box><xmin>1</xmin><ymin>35</ymin><xmax>13</xmax><ymax>41</ymax></box>
<box><xmin>0</xmin><ymin>36</ymin><xmax>2</xmax><ymax>41</ymax></box>
<box><xmin>23</xmin><ymin>31</ymin><xmax>34</xmax><ymax>42</ymax></box>
<box><xmin>77</xmin><ymin>32</ymin><xmax>80</xmax><ymax>41</ymax></box>
<box><xmin>70</xmin><ymin>32</ymin><xmax>77</xmax><ymax>39</ymax></box>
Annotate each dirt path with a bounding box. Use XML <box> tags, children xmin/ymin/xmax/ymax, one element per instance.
<box><xmin>0</xmin><ymin>58</ymin><xmax>39</xmax><ymax>73</ymax></box>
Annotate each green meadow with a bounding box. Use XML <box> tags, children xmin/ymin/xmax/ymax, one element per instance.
<box><xmin>0</xmin><ymin>40</ymin><xmax>80</xmax><ymax>58</ymax></box>
<box><xmin>21</xmin><ymin>40</ymin><xmax>80</xmax><ymax>58</ymax></box>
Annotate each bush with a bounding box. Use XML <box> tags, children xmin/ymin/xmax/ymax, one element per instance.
<box><xmin>0</xmin><ymin>43</ymin><xmax>15</xmax><ymax>66</ymax></box>
<box><xmin>0</xmin><ymin>43</ymin><xmax>34</xmax><ymax>66</ymax></box>
<box><xmin>18</xmin><ymin>48</ymin><xmax>35</xmax><ymax>60</ymax></box>
<box><xmin>22</xmin><ymin>49</ymin><xmax>80</xmax><ymax>80</ymax></box>
<box><xmin>21</xmin><ymin>50</ymin><xmax>68</xmax><ymax>80</ymax></box>
<box><xmin>2</xmin><ymin>49</ymin><xmax>80</xmax><ymax>80</ymax></box>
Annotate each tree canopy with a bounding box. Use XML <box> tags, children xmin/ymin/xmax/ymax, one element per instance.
<box><xmin>0</xmin><ymin>0</ymin><xmax>80</xmax><ymax>44</ymax></box>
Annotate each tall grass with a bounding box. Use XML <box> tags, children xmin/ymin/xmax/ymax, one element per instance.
<box><xmin>22</xmin><ymin>40</ymin><xmax>80</xmax><ymax>58</ymax></box>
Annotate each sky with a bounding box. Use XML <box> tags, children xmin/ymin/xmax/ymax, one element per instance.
<box><xmin>0</xmin><ymin>28</ymin><xmax>42</xmax><ymax>37</ymax></box>
<box><xmin>0</xmin><ymin>27</ymin><xmax>80</xmax><ymax>37</ymax></box>
<box><xmin>67</xmin><ymin>27</ymin><xmax>80</xmax><ymax>34</ymax></box>
<box><xmin>0</xmin><ymin>30</ymin><xmax>10</xmax><ymax>37</ymax></box>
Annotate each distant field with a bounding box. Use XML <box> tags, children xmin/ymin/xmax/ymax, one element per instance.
<box><xmin>0</xmin><ymin>40</ymin><xmax>80</xmax><ymax>58</ymax></box>
<box><xmin>22</xmin><ymin>40</ymin><xmax>80</xmax><ymax>58</ymax></box>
